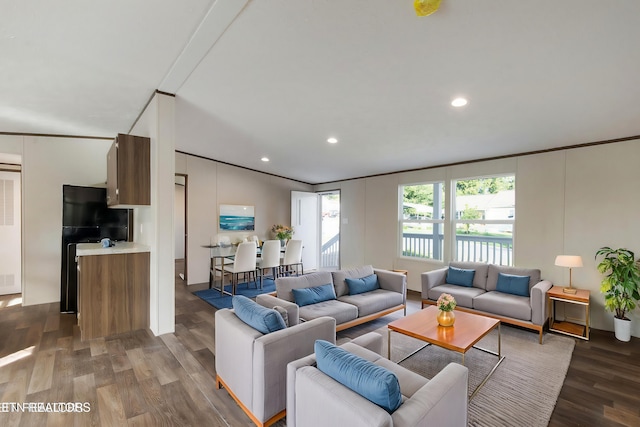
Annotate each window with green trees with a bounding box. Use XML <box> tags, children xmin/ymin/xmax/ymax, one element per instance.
<box><xmin>453</xmin><ymin>175</ymin><xmax>515</xmax><ymax>265</ymax></box>
<box><xmin>400</xmin><ymin>182</ymin><xmax>444</xmax><ymax>260</ymax></box>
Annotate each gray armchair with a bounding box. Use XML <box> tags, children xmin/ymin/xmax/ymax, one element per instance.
<box><xmin>215</xmin><ymin>308</ymin><xmax>335</xmax><ymax>427</ymax></box>
<box><xmin>287</xmin><ymin>332</ymin><xmax>469</xmax><ymax>427</ymax></box>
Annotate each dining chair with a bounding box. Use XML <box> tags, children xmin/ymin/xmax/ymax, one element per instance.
<box><xmin>257</xmin><ymin>239</ymin><xmax>281</xmax><ymax>284</ymax></box>
<box><xmin>216</xmin><ymin>241</ymin><xmax>258</xmax><ymax>294</ymax></box>
<box><xmin>280</xmin><ymin>239</ymin><xmax>303</xmax><ymax>277</ymax></box>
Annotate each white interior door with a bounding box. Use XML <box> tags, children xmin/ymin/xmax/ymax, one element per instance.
<box><xmin>0</xmin><ymin>171</ymin><xmax>21</xmax><ymax>295</ymax></box>
<box><xmin>291</xmin><ymin>191</ymin><xmax>319</xmax><ymax>271</ymax></box>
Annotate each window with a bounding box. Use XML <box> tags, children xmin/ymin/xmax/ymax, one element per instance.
<box><xmin>400</xmin><ymin>182</ymin><xmax>445</xmax><ymax>260</ymax></box>
<box><xmin>453</xmin><ymin>176</ymin><xmax>515</xmax><ymax>265</ymax></box>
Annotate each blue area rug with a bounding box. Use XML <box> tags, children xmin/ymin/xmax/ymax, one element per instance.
<box><xmin>193</xmin><ymin>278</ymin><xmax>276</xmax><ymax>310</ymax></box>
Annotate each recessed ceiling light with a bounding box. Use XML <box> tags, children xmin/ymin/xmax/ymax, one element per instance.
<box><xmin>451</xmin><ymin>97</ymin><xmax>468</xmax><ymax>107</ymax></box>
<box><xmin>327</xmin><ymin>137</ymin><xmax>338</xmax><ymax>144</ymax></box>
<box><xmin>261</xmin><ymin>157</ymin><xmax>269</xmax><ymax>162</ymax></box>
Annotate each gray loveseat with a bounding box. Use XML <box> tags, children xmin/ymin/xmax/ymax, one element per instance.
<box><xmin>421</xmin><ymin>261</ymin><xmax>553</xmax><ymax>343</ymax></box>
<box><xmin>287</xmin><ymin>332</ymin><xmax>469</xmax><ymax>427</ymax></box>
<box><xmin>257</xmin><ymin>265</ymin><xmax>406</xmax><ymax>331</ymax></box>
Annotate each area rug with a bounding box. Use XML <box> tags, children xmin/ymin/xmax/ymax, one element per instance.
<box><xmin>193</xmin><ymin>278</ymin><xmax>276</xmax><ymax>309</ymax></box>
<box><xmin>378</xmin><ymin>325</ymin><xmax>575</xmax><ymax>427</ymax></box>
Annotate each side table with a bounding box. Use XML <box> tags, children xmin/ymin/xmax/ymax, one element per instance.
<box><xmin>547</xmin><ymin>285</ymin><xmax>590</xmax><ymax>340</ymax></box>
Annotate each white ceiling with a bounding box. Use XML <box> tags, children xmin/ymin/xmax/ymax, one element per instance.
<box><xmin>3</xmin><ymin>1</ymin><xmax>640</xmax><ymax>184</ymax></box>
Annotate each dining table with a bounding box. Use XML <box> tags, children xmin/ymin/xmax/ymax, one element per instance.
<box><xmin>202</xmin><ymin>244</ymin><xmax>270</xmax><ymax>295</ymax></box>
<box><xmin>202</xmin><ymin>243</ymin><xmax>287</xmax><ymax>296</ymax></box>
<box><xmin>202</xmin><ymin>244</ymin><xmax>237</xmax><ymax>295</ymax></box>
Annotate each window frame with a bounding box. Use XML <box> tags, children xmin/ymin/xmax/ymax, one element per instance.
<box><xmin>451</xmin><ymin>174</ymin><xmax>515</xmax><ymax>266</ymax></box>
<box><xmin>398</xmin><ymin>181</ymin><xmax>445</xmax><ymax>261</ymax></box>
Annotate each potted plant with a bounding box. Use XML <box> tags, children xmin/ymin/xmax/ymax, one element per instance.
<box><xmin>271</xmin><ymin>224</ymin><xmax>294</xmax><ymax>246</ymax></box>
<box><xmin>595</xmin><ymin>247</ymin><xmax>640</xmax><ymax>342</ymax></box>
<box><xmin>436</xmin><ymin>293</ymin><xmax>457</xmax><ymax>327</ymax></box>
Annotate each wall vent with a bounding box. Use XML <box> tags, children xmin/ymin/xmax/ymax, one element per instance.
<box><xmin>0</xmin><ymin>274</ymin><xmax>15</xmax><ymax>289</ymax></box>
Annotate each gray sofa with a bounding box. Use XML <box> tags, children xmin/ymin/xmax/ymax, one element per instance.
<box><xmin>287</xmin><ymin>332</ymin><xmax>469</xmax><ymax>427</ymax></box>
<box><xmin>421</xmin><ymin>261</ymin><xmax>553</xmax><ymax>343</ymax></box>
<box><xmin>215</xmin><ymin>308</ymin><xmax>335</xmax><ymax>427</ymax></box>
<box><xmin>257</xmin><ymin>265</ymin><xmax>406</xmax><ymax>331</ymax></box>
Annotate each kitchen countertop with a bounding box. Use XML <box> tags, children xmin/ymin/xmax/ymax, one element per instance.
<box><xmin>76</xmin><ymin>242</ymin><xmax>151</xmax><ymax>256</ymax></box>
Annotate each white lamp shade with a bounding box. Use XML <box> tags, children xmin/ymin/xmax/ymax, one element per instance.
<box><xmin>555</xmin><ymin>255</ymin><xmax>583</xmax><ymax>268</ymax></box>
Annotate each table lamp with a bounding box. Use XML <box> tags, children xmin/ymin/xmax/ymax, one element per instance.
<box><xmin>554</xmin><ymin>255</ymin><xmax>583</xmax><ymax>294</ymax></box>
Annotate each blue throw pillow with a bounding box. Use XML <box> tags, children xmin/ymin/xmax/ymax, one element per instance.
<box><xmin>345</xmin><ymin>274</ymin><xmax>379</xmax><ymax>295</ymax></box>
<box><xmin>314</xmin><ymin>340</ymin><xmax>402</xmax><ymax>414</ymax></box>
<box><xmin>496</xmin><ymin>273</ymin><xmax>530</xmax><ymax>297</ymax></box>
<box><xmin>232</xmin><ymin>295</ymin><xmax>286</xmax><ymax>334</ymax></box>
<box><xmin>292</xmin><ymin>283</ymin><xmax>336</xmax><ymax>307</ymax></box>
<box><xmin>446</xmin><ymin>266</ymin><xmax>475</xmax><ymax>287</ymax></box>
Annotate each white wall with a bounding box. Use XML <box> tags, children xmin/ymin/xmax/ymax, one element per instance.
<box><xmin>562</xmin><ymin>142</ymin><xmax>640</xmax><ymax>334</ymax></box>
<box><xmin>0</xmin><ymin>134</ymin><xmax>112</xmax><ymax>306</ymax></box>
<box><xmin>315</xmin><ymin>139</ymin><xmax>640</xmax><ymax>337</ymax></box>
<box><xmin>514</xmin><ymin>151</ymin><xmax>565</xmax><ymax>274</ymax></box>
<box><xmin>0</xmin><ymin>135</ymin><xmax>23</xmax><ymax>158</ymax></box>
<box><xmin>131</xmin><ymin>93</ymin><xmax>176</xmax><ymax>336</ymax></box>
<box><xmin>334</xmin><ymin>180</ymin><xmax>366</xmax><ymax>268</ymax></box>
<box><xmin>175</xmin><ymin>153</ymin><xmax>313</xmax><ymax>285</ymax></box>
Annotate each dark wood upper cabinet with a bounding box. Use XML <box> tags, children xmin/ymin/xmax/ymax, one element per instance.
<box><xmin>107</xmin><ymin>133</ymin><xmax>150</xmax><ymax>206</ymax></box>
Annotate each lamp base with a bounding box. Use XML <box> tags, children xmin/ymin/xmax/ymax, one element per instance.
<box><xmin>563</xmin><ymin>287</ymin><xmax>577</xmax><ymax>294</ymax></box>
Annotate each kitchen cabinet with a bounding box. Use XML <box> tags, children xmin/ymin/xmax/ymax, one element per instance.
<box><xmin>107</xmin><ymin>133</ymin><xmax>150</xmax><ymax>206</ymax></box>
<box><xmin>77</xmin><ymin>244</ymin><xmax>150</xmax><ymax>340</ymax></box>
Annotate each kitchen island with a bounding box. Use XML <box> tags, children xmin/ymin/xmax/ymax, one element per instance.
<box><xmin>76</xmin><ymin>242</ymin><xmax>150</xmax><ymax>340</ymax></box>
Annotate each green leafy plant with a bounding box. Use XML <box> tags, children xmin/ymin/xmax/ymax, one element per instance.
<box><xmin>595</xmin><ymin>247</ymin><xmax>640</xmax><ymax>320</ymax></box>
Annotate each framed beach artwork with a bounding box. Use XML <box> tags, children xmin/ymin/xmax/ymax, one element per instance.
<box><xmin>219</xmin><ymin>204</ymin><xmax>255</xmax><ymax>231</ymax></box>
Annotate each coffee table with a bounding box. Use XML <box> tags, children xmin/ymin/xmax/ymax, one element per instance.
<box><xmin>387</xmin><ymin>305</ymin><xmax>504</xmax><ymax>400</ymax></box>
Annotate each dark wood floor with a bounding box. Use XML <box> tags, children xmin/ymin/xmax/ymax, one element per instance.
<box><xmin>549</xmin><ymin>329</ymin><xmax>640</xmax><ymax>426</ymax></box>
<box><xmin>0</xmin><ymin>262</ymin><xmax>638</xmax><ymax>426</ymax></box>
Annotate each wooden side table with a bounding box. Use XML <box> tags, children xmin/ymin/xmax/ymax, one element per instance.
<box><xmin>547</xmin><ymin>285</ymin><xmax>590</xmax><ymax>340</ymax></box>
